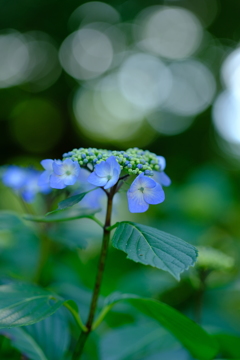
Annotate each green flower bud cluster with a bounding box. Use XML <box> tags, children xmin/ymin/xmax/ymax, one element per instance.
<box><xmin>196</xmin><ymin>246</ymin><xmax>234</xmax><ymax>272</ymax></box>
<box><xmin>62</xmin><ymin>147</ymin><xmax>160</xmax><ymax>176</ymax></box>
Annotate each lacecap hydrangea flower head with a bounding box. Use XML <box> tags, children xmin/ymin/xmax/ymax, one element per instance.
<box><xmin>39</xmin><ymin>148</ymin><xmax>171</xmax><ymax>213</ymax></box>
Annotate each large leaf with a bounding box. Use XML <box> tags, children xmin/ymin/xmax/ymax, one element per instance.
<box><xmin>24</xmin><ymin>208</ymin><xmax>100</xmax><ymax>223</ymax></box>
<box><xmin>213</xmin><ymin>333</ymin><xmax>240</xmax><ymax>358</ymax></box>
<box><xmin>1</xmin><ymin>310</ymin><xmax>70</xmax><ymax>360</ymax></box>
<box><xmin>100</xmin><ymin>321</ymin><xmax>178</xmax><ymax>360</ymax></box>
<box><xmin>0</xmin><ymin>283</ymin><xmax>65</xmax><ymax>328</ymax></box>
<box><xmin>0</xmin><ymin>211</ymin><xmax>23</xmax><ymax>231</ymax></box>
<box><xmin>111</xmin><ymin>222</ymin><xmax>198</xmax><ymax>280</ymax></box>
<box><xmin>95</xmin><ymin>294</ymin><xmax>218</xmax><ymax>360</ymax></box>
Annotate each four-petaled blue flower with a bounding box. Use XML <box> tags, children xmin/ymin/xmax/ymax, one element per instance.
<box><xmin>153</xmin><ymin>156</ymin><xmax>171</xmax><ymax>187</ymax></box>
<box><xmin>127</xmin><ymin>173</ymin><xmax>165</xmax><ymax>213</ymax></box>
<box><xmin>88</xmin><ymin>156</ymin><xmax>121</xmax><ymax>190</ymax></box>
<box><xmin>50</xmin><ymin>159</ymin><xmax>81</xmax><ymax>189</ymax></box>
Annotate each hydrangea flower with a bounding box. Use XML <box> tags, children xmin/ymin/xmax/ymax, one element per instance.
<box><xmin>38</xmin><ymin>159</ymin><xmax>54</xmax><ymax>187</ymax></box>
<box><xmin>127</xmin><ymin>173</ymin><xmax>165</xmax><ymax>213</ymax></box>
<box><xmin>153</xmin><ymin>156</ymin><xmax>171</xmax><ymax>187</ymax></box>
<box><xmin>88</xmin><ymin>156</ymin><xmax>121</xmax><ymax>190</ymax></box>
<box><xmin>2</xmin><ymin>166</ymin><xmax>50</xmax><ymax>203</ymax></box>
<box><xmin>50</xmin><ymin>159</ymin><xmax>81</xmax><ymax>189</ymax></box>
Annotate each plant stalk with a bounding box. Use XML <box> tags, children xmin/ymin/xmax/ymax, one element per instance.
<box><xmin>72</xmin><ymin>190</ymin><xmax>114</xmax><ymax>359</ymax></box>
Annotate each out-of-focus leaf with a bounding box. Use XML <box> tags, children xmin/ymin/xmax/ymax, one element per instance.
<box><xmin>23</xmin><ymin>208</ymin><xmax>100</xmax><ymax>223</ymax></box>
<box><xmin>100</xmin><ymin>321</ymin><xmax>178</xmax><ymax>360</ymax></box>
<box><xmin>213</xmin><ymin>333</ymin><xmax>240</xmax><ymax>358</ymax></box>
<box><xmin>0</xmin><ymin>211</ymin><xmax>23</xmax><ymax>231</ymax></box>
<box><xmin>111</xmin><ymin>222</ymin><xmax>198</xmax><ymax>280</ymax></box>
<box><xmin>1</xmin><ymin>310</ymin><xmax>70</xmax><ymax>360</ymax></box>
<box><xmin>95</xmin><ymin>293</ymin><xmax>218</xmax><ymax>360</ymax></box>
<box><xmin>0</xmin><ymin>283</ymin><xmax>64</xmax><ymax>328</ymax></box>
<box><xmin>48</xmin><ymin>226</ymin><xmax>87</xmax><ymax>249</ymax></box>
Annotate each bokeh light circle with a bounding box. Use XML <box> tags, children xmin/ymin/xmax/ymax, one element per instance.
<box><xmin>136</xmin><ymin>6</ymin><xmax>203</xmax><ymax>60</ymax></box>
<box><xmin>118</xmin><ymin>53</ymin><xmax>172</xmax><ymax>111</ymax></box>
<box><xmin>164</xmin><ymin>60</ymin><xmax>216</xmax><ymax>116</ymax></box>
<box><xmin>59</xmin><ymin>28</ymin><xmax>113</xmax><ymax>80</ymax></box>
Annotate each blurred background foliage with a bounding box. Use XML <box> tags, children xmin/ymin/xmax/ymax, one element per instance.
<box><xmin>0</xmin><ymin>0</ymin><xmax>240</xmax><ymax>359</ymax></box>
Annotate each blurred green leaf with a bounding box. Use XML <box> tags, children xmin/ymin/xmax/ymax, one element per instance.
<box><xmin>111</xmin><ymin>222</ymin><xmax>198</xmax><ymax>280</ymax></box>
<box><xmin>0</xmin><ymin>310</ymin><xmax>70</xmax><ymax>360</ymax></box>
<box><xmin>213</xmin><ymin>333</ymin><xmax>240</xmax><ymax>358</ymax></box>
<box><xmin>0</xmin><ymin>283</ymin><xmax>65</xmax><ymax>328</ymax></box>
<box><xmin>0</xmin><ymin>211</ymin><xmax>23</xmax><ymax>231</ymax></box>
<box><xmin>48</xmin><ymin>226</ymin><xmax>88</xmax><ymax>249</ymax></box>
<box><xmin>95</xmin><ymin>293</ymin><xmax>218</xmax><ymax>360</ymax></box>
<box><xmin>100</xmin><ymin>321</ymin><xmax>178</xmax><ymax>360</ymax></box>
<box><xmin>23</xmin><ymin>208</ymin><xmax>101</xmax><ymax>223</ymax></box>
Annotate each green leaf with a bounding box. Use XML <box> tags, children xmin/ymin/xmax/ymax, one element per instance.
<box><xmin>23</xmin><ymin>208</ymin><xmax>101</xmax><ymax>223</ymax></box>
<box><xmin>100</xmin><ymin>321</ymin><xmax>178</xmax><ymax>360</ymax></box>
<box><xmin>111</xmin><ymin>222</ymin><xmax>198</xmax><ymax>280</ymax></box>
<box><xmin>1</xmin><ymin>310</ymin><xmax>70</xmax><ymax>360</ymax></box>
<box><xmin>57</xmin><ymin>190</ymin><xmax>95</xmax><ymax>210</ymax></box>
<box><xmin>0</xmin><ymin>211</ymin><xmax>23</xmax><ymax>231</ymax></box>
<box><xmin>213</xmin><ymin>333</ymin><xmax>240</xmax><ymax>358</ymax></box>
<box><xmin>95</xmin><ymin>294</ymin><xmax>218</xmax><ymax>360</ymax></box>
<box><xmin>0</xmin><ymin>283</ymin><xmax>65</xmax><ymax>328</ymax></box>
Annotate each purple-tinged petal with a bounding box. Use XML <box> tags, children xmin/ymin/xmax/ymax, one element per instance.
<box><xmin>157</xmin><ymin>156</ymin><xmax>166</xmax><ymax>171</ymax></box>
<box><xmin>88</xmin><ymin>172</ymin><xmax>108</xmax><ymax>187</ymax></box>
<box><xmin>40</xmin><ymin>159</ymin><xmax>53</xmax><ymax>172</ymax></box>
<box><xmin>127</xmin><ymin>188</ymin><xmax>149</xmax><ymax>213</ymax></box>
<box><xmin>143</xmin><ymin>182</ymin><xmax>165</xmax><ymax>204</ymax></box>
<box><xmin>94</xmin><ymin>161</ymin><xmax>111</xmax><ymax>177</ymax></box>
<box><xmin>104</xmin><ymin>168</ymin><xmax>120</xmax><ymax>189</ymax></box>
<box><xmin>50</xmin><ymin>174</ymin><xmax>66</xmax><ymax>189</ymax></box>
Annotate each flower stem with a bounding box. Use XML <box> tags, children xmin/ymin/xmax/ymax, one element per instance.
<box><xmin>72</xmin><ymin>190</ymin><xmax>114</xmax><ymax>359</ymax></box>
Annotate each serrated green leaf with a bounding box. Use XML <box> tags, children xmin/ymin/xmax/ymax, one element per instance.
<box><xmin>0</xmin><ymin>283</ymin><xmax>65</xmax><ymax>329</ymax></box>
<box><xmin>1</xmin><ymin>310</ymin><xmax>70</xmax><ymax>360</ymax></box>
<box><xmin>23</xmin><ymin>208</ymin><xmax>100</xmax><ymax>223</ymax></box>
<box><xmin>111</xmin><ymin>222</ymin><xmax>198</xmax><ymax>280</ymax></box>
<box><xmin>96</xmin><ymin>294</ymin><xmax>218</xmax><ymax>360</ymax></box>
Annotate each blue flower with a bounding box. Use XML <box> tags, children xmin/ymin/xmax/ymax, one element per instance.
<box><xmin>50</xmin><ymin>159</ymin><xmax>81</xmax><ymax>189</ymax></box>
<box><xmin>153</xmin><ymin>156</ymin><xmax>171</xmax><ymax>187</ymax></box>
<box><xmin>2</xmin><ymin>166</ymin><xmax>28</xmax><ymax>190</ymax></box>
<box><xmin>2</xmin><ymin>166</ymin><xmax>51</xmax><ymax>203</ymax></box>
<box><xmin>127</xmin><ymin>173</ymin><xmax>165</xmax><ymax>213</ymax></box>
<box><xmin>88</xmin><ymin>156</ymin><xmax>121</xmax><ymax>190</ymax></box>
<box><xmin>38</xmin><ymin>159</ymin><xmax>54</xmax><ymax>187</ymax></box>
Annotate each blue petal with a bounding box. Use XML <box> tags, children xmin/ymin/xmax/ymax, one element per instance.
<box><xmin>53</xmin><ymin>161</ymin><xmax>64</xmax><ymax>176</ymax></box>
<box><xmin>63</xmin><ymin>174</ymin><xmax>78</xmax><ymax>186</ymax></box>
<box><xmin>156</xmin><ymin>171</ymin><xmax>171</xmax><ymax>187</ymax></box>
<box><xmin>127</xmin><ymin>188</ymin><xmax>149</xmax><ymax>213</ymax></box>
<box><xmin>157</xmin><ymin>156</ymin><xmax>166</xmax><ymax>171</ymax></box>
<box><xmin>2</xmin><ymin>166</ymin><xmax>27</xmax><ymax>190</ymax></box>
<box><xmin>106</xmin><ymin>156</ymin><xmax>121</xmax><ymax>174</ymax></box>
<box><xmin>50</xmin><ymin>174</ymin><xmax>66</xmax><ymax>189</ymax></box>
<box><xmin>88</xmin><ymin>172</ymin><xmax>108</xmax><ymax>187</ymax></box>
<box><xmin>40</xmin><ymin>159</ymin><xmax>53</xmax><ymax>172</ymax></box>
<box><xmin>104</xmin><ymin>168</ymin><xmax>120</xmax><ymax>189</ymax></box>
<box><xmin>95</xmin><ymin>161</ymin><xmax>111</xmax><ymax>177</ymax></box>
<box><xmin>143</xmin><ymin>182</ymin><xmax>165</xmax><ymax>204</ymax></box>
<box><xmin>38</xmin><ymin>170</ymin><xmax>51</xmax><ymax>186</ymax></box>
